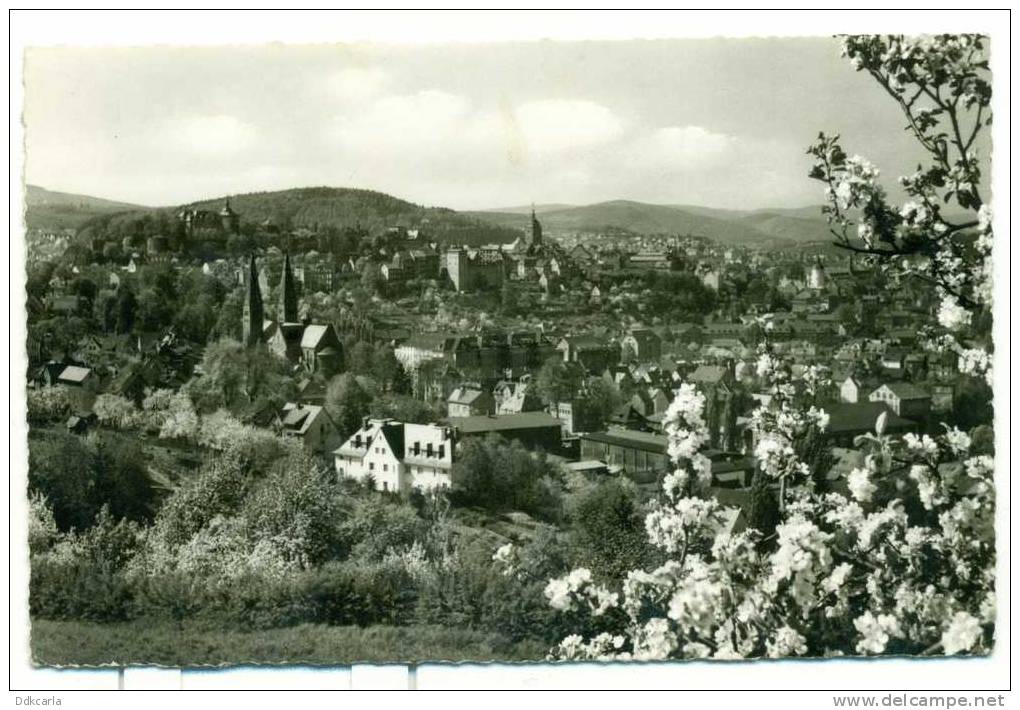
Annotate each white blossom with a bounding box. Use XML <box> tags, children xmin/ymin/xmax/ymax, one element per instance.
<box><xmin>941</xmin><ymin>612</ymin><xmax>982</xmax><ymax>655</ymax></box>
<box><xmin>848</xmin><ymin>466</ymin><xmax>877</xmax><ymax>504</ymax></box>
<box><xmin>938</xmin><ymin>296</ymin><xmax>973</xmax><ymax>331</ymax></box>
<box><xmin>767</xmin><ymin>626</ymin><xmax>808</xmax><ymax>658</ymax></box>
<box><xmin>854</xmin><ymin>611</ymin><xmax>902</xmax><ymax>654</ymax></box>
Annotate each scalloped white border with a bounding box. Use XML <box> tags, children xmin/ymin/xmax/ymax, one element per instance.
<box><xmin>6</xmin><ymin>7</ymin><xmax>1012</xmax><ymax>697</ymax></box>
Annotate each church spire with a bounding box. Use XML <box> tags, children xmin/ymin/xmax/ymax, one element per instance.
<box><xmin>242</xmin><ymin>253</ymin><xmax>264</xmax><ymax>347</ymax></box>
<box><xmin>528</xmin><ymin>204</ymin><xmax>543</xmax><ymax>251</ymax></box>
<box><xmin>279</xmin><ymin>251</ymin><xmax>298</xmax><ymax>324</ymax></box>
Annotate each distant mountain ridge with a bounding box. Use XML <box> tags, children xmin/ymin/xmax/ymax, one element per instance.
<box><xmin>183</xmin><ymin>186</ymin><xmax>522</xmax><ymax>245</ymax></box>
<box><xmin>465</xmin><ymin>199</ymin><xmax>839</xmax><ymax>247</ymax></box>
<box><xmin>479</xmin><ymin>203</ymin><xmax>578</xmax><ymax>215</ymax></box>
<box><xmin>26</xmin><ymin>184</ymin><xmax>148</xmax><ymax>211</ymax></box>
<box><xmin>25</xmin><ymin>184</ymin><xmax>149</xmax><ymax>231</ymax></box>
<box><xmin>37</xmin><ymin>185</ymin><xmax>523</xmax><ymax>247</ymax></box>
<box><xmin>28</xmin><ymin>184</ymin><xmax>851</xmax><ymax>249</ymax></box>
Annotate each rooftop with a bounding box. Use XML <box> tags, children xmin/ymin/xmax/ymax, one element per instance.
<box><xmin>877</xmin><ymin>381</ymin><xmax>931</xmax><ymax>400</ymax></box>
<box><xmin>280</xmin><ymin>403</ymin><xmax>327</xmax><ymax>436</ymax></box>
<box><xmin>823</xmin><ymin>402</ymin><xmax>915</xmax><ymax>435</ymax></box>
<box><xmin>57</xmin><ymin>365</ymin><xmax>92</xmax><ymax>383</ymax></box>
<box><xmin>448</xmin><ymin>387</ymin><xmax>488</xmax><ymax>405</ymax></box>
<box><xmin>580</xmin><ymin>428</ymin><xmax>667</xmax><ymax>454</ymax></box>
<box><xmin>689</xmin><ymin>365</ymin><xmax>728</xmax><ymax>385</ymax></box>
<box><xmin>300</xmin><ymin>324</ymin><xmax>334</xmax><ymax>349</ymax></box>
<box><xmin>449</xmin><ymin>412</ymin><xmax>562</xmax><ymax>434</ymax></box>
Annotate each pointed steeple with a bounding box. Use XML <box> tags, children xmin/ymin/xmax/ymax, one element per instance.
<box><xmin>279</xmin><ymin>251</ymin><xmax>298</xmax><ymax>324</ymax></box>
<box><xmin>242</xmin><ymin>253</ymin><xmax>264</xmax><ymax>347</ymax></box>
<box><xmin>529</xmin><ymin>204</ymin><xmax>543</xmax><ymax>251</ymax></box>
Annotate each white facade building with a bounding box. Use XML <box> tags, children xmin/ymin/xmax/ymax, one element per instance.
<box><xmin>333</xmin><ymin>418</ymin><xmax>404</xmax><ymax>492</ymax></box>
<box><xmin>402</xmin><ymin>423</ymin><xmax>455</xmax><ymax>491</ymax></box>
<box><xmin>333</xmin><ymin>418</ymin><xmax>454</xmax><ymax>493</ymax></box>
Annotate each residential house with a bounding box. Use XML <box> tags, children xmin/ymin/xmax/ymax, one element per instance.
<box><xmin>880</xmin><ymin>347</ymin><xmax>910</xmax><ymax>373</ymax></box>
<box><xmin>603</xmin><ymin>365</ymin><xmax>635</xmax><ymax>392</ymax></box>
<box><xmin>570</xmin><ymin>244</ymin><xmax>596</xmax><ymax>267</ymax></box>
<box><xmin>904</xmin><ymin>352</ymin><xmax>928</xmax><ymax>380</ymax></box>
<box><xmin>279</xmin><ymin>402</ymin><xmax>338</xmax><ymax>454</ymax></box>
<box><xmin>66</xmin><ymin>410</ymin><xmax>98</xmax><ymax>435</ymax></box>
<box><xmin>928</xmin><ymin>350</ymin><xmax>959</xmax><ymax>382</ymax></box>
<box><xmin>627</xmin><ymin>389</ymin><xmax>655</xmax><ymax>418</ymax></box>
<box><xmin>839</xmin><ymin>374</ymin><xmax>880</xmax><ymax>404</ymax></box>
<box><xmin>333</xmin><ymin>417</ymin><xmax>407</xmax><ymax>493</ymax></box>
<box><xmin>647</xmin><ymin>386</ymin><xmax>672</xmax><ymax>416</ymax></box>
<box><xmin>868</xmin><ymin>382</ymin><xmax>932</xmax><ymax>419</ymax></box>
<box><xmin>609</xmin><ymin>402</ymin><xmax>652</xmax><ymax>431</ymax></box>
<box><xmin>621</xmin><ymin>329</ymin><xmax>662</xmax><ymax>362</ymax></box>
<box><xmin>402</xmin><ymin>423</ymin><xmax>456</xmax><ymax>491</ymax></box>
<box><xmin>415</xmin><ymin>359</ymin><xmax>463</xmax><ymax>402</ymax></box>
<box><xmin>494</xmin><ymin>378</ymin><xmax>543</xmax><ymax>415</ymax></box>
<box><xmin>296</xmin><ymin>378</ymin><xmax>327</xmax><ymax>405</ymax></box>
<box><xmin>551</xmin><ymin>400</ymin><xmax>580</xmax><ymax>435</ymax></box>
<box><xmin>55</xmin><ymin>364</ymin><xmax>95</xmax><ymax>389</ymax></box>
<box><xmin>335</xmin><ymin>419</ymin><xmax>457</xmax><ymax>495</ymax></box>
<box><xmin>54</xmin><ymin>364</ymin><xmax>98</xmax><ymax>409</ymax></box>
<box><xmin>448</xmin><ymin>385</ymin><xmax>495</xmax><ymax>417</ymax></box>
<box><xmin>557</xmin><ymin>334</ymin><xmax>619</xmax><ymax>373</ymax></box>
<box><xmin>108</xmin><ymin>365</ymin><xmax>147</xmax><ymax>405</ymax></box>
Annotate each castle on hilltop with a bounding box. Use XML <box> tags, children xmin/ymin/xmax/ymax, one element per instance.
<box><xmin>178</xmin><ymin>198</ymin><xmax>240</xmax><ymax>238</ymax></box>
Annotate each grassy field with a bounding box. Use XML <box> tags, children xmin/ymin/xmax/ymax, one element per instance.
<box><xmin>31</xmin><ymin>619</ymin><xmax>550</xmax><ymax>667</ymax></box>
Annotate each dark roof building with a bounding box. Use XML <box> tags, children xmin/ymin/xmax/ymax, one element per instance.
<box><xmin>822</xmin><ymin>402</ymin><xmax>916</xmax><ymax>444</ymax></box>
<box><xmin>448</xmin><ymin>412</ymin><xmax>563</xmax><ymax>452</ymax></box>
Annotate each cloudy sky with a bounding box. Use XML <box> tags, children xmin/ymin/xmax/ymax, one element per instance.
<box><xmin>24</xmin><ymin>38</ymin><xmax>939</xmax><ymax>210</ymax></box>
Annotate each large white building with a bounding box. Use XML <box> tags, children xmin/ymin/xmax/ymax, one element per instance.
<box><xmin>333</xmin><ymin>418</ymin><xmax>455</xmax><ymax>493</ymax></box>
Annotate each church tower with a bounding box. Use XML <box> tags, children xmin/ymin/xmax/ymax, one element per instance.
<box><xmin>279</xmin><ymin>251</ymin><xmax>299</xmax><ymax>324</ymax></box>
<box><xmin>528</xmin><ymin>206</ymin><xmax>543</xmax><ymax>251</ymax></box>
<box><xmin>242</xmin><ymin>253</ymin><xmax>264</xmax><ymax>347</ymax></box>
<box><xmin>808</xmin><ymin>258</ymin><xmax>826</xmax><ymax>290</ymax></box>
<box><xmin>220</xmin><ymin>198</ymin><xmax>240</xmax><ymax>235</ymax></box>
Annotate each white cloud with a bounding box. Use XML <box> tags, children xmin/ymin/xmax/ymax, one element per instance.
<box><xmin>326</xmin><ymin>90</ymin><xmax>496</xmax><ymax>162</ymax></box>
<box><xmin>511</xmin><ymin>99</ymin><xmax>625</xmax><ymax>160</ymax></box>
<box><xmin>24</xmin><ymin>41</ymin><xmax>933</xmax><ymax>209</ymax></box>
<box><xmin>627</xmin><ymin>125</ymin><xmax>736</xmax><ymax>170</ymax></box>
<box><xmin>322</xmin><ymin>67</ymin><xmax>390</xmax><ymax>102</ymax></box>
<box><xmin>168</xmin><ymin>114</ymin><xmax>257</xmax><ymax>156</ymax></box>
<box><xmin>323</xmin><ymin>91</ymin><xmax>627</xmax><ymax>183</ymax></box>
<box><xmin>317</xmin><ymin>86</ymin><xmax>768</xmax><ymax>207</ymax></box>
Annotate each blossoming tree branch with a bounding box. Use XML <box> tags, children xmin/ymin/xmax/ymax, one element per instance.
<box><xmin>492</xmin><ymin>34</ymin><xmax>996</xmax><ymax>662</ymax></box>
<box><xmin>807</xmin><ymin>34</ymin><xmax>993</xmax><ymax>385</ymax></box>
